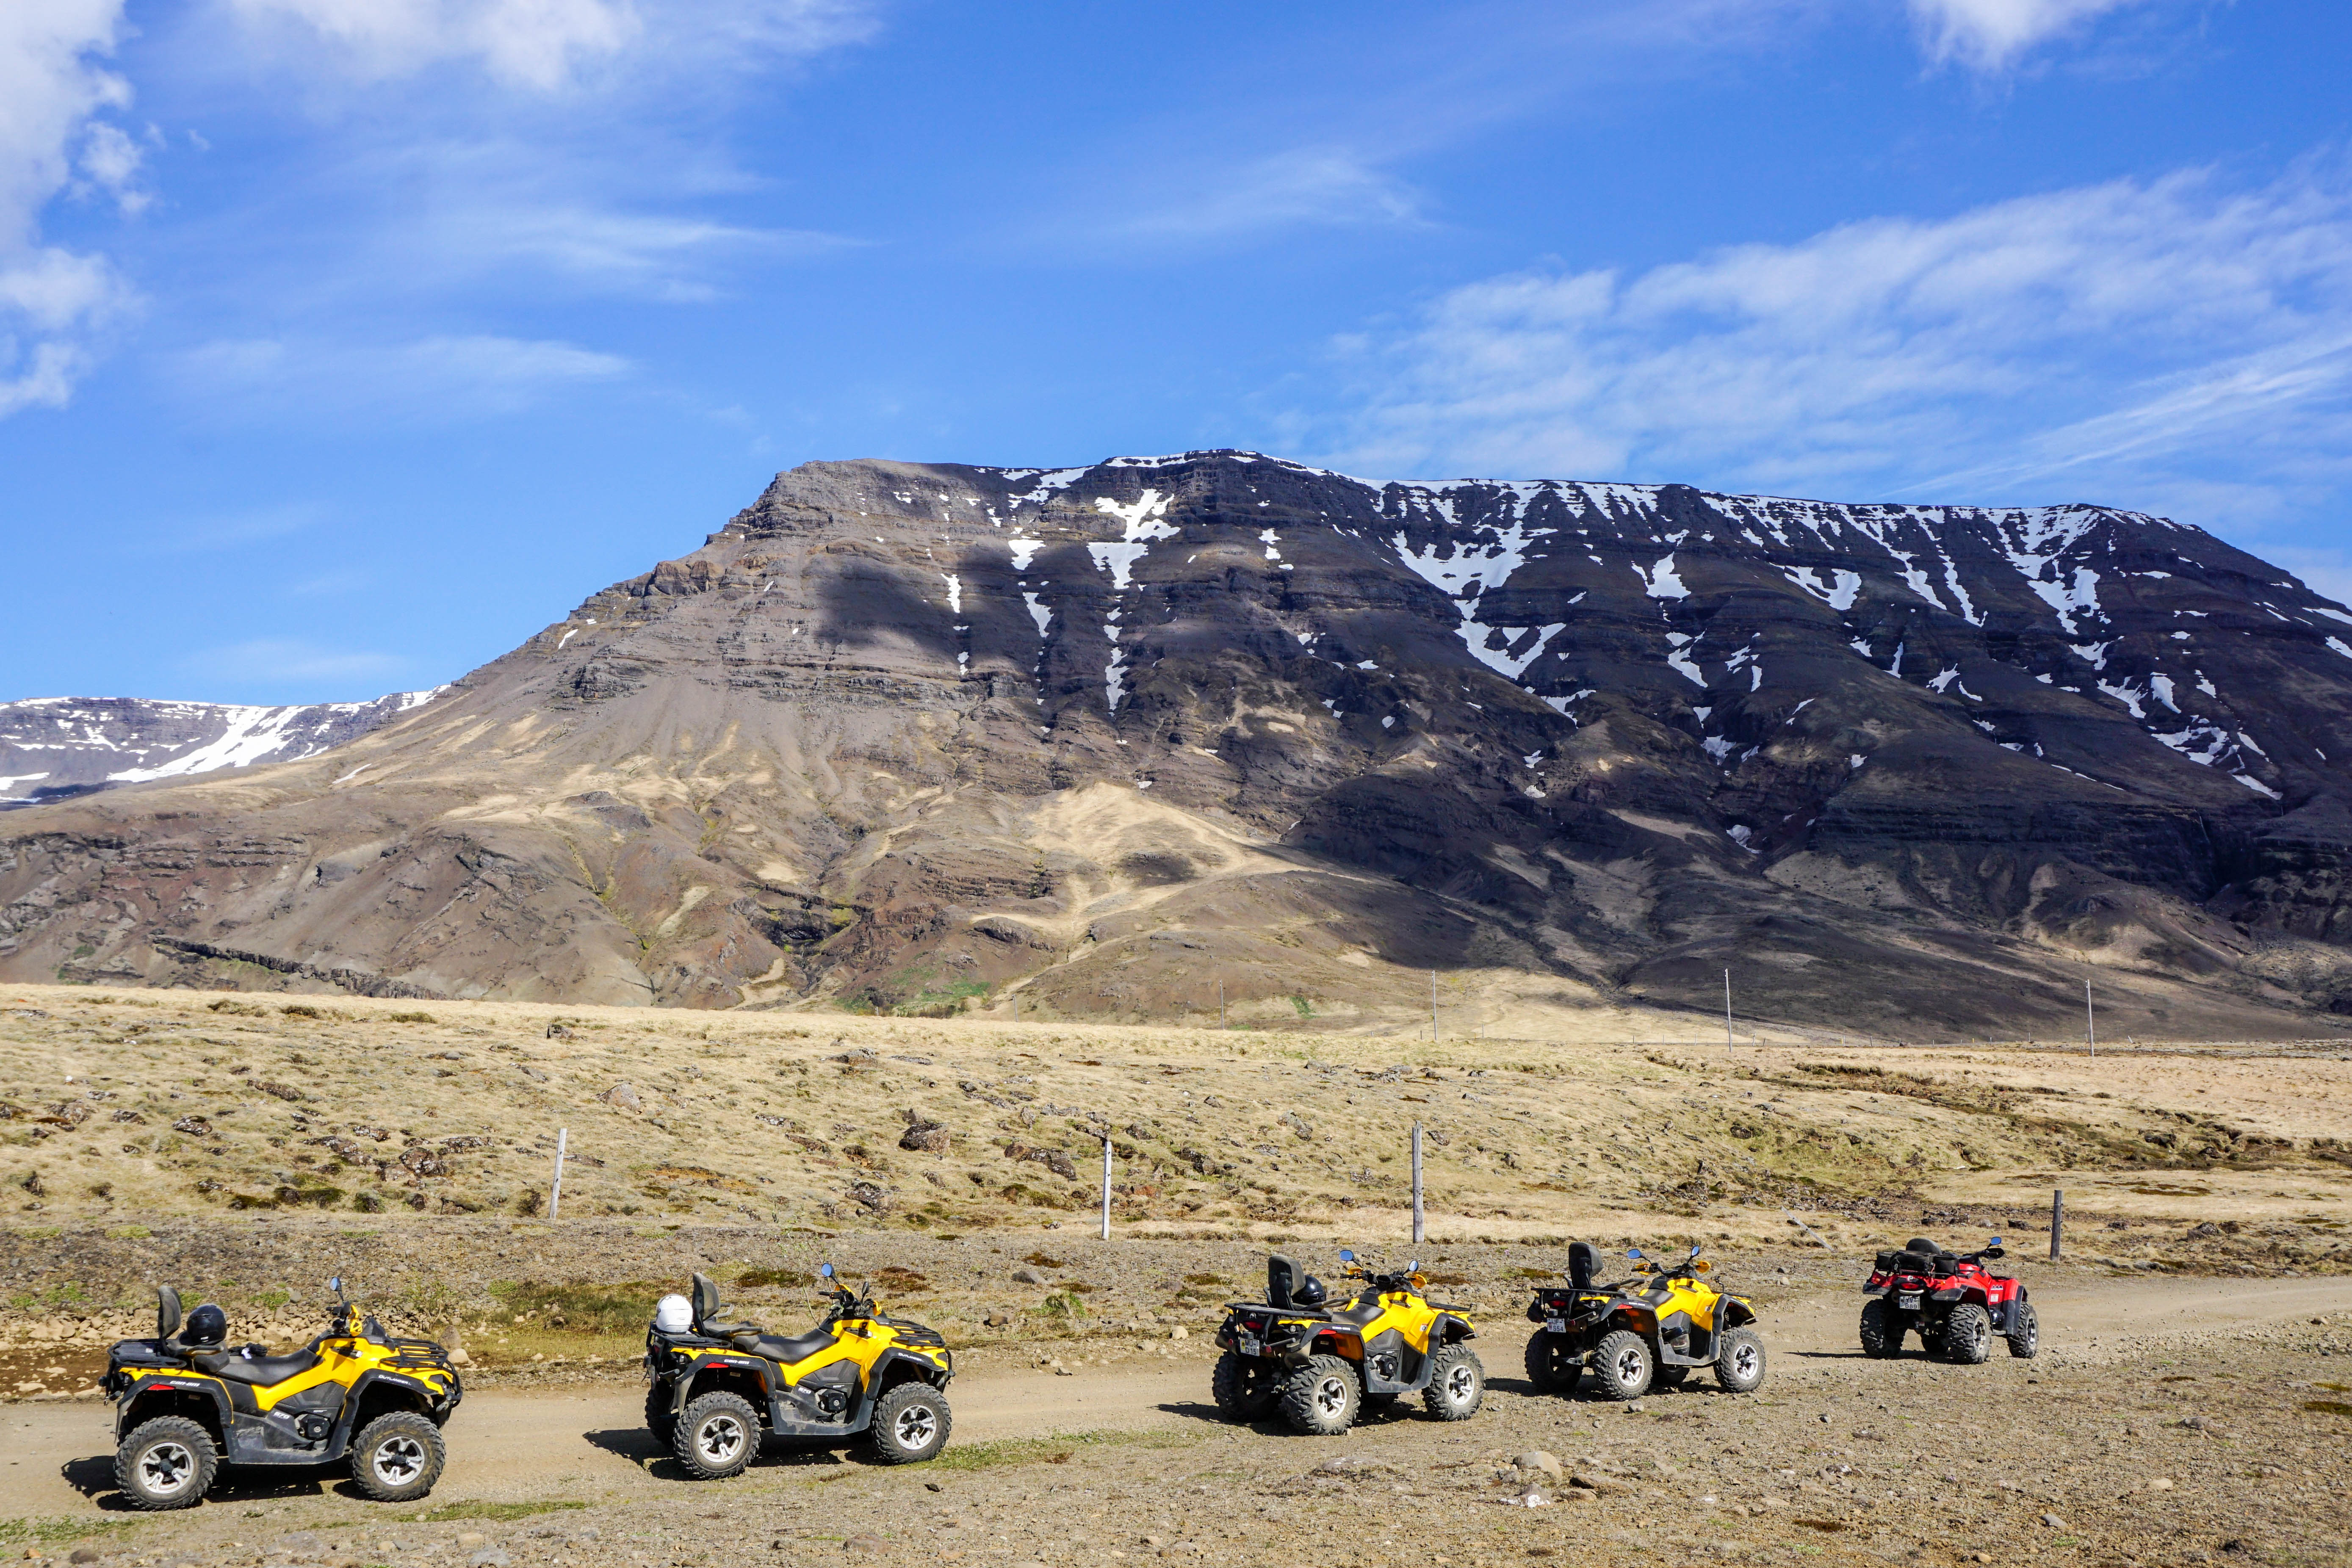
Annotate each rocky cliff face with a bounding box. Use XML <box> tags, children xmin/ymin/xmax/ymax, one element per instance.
<box><xmin>7</xmin><ymin>451</ymin><xmax>2352</xmax><ymax>1039</ymax></box>
<box><xmin>0</xmin><ymin>691</ymin><xmax>445</xmax><ymax>809</ymax></box>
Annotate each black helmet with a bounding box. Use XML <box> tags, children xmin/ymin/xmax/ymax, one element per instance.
<box><xmin>1294</xmin><ymin>1274</ymin><xmax>1327</xmax><ymax>1307</ymax></box>
<box><xmin>183</xmin><ymin>1303</ymin><xmax>227</xmax><ymax>1349</ymax></box>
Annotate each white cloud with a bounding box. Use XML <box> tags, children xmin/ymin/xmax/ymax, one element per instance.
<box><xmin>1304</xmin><ymin>160</ymin><xmax>2352</xmax><ymax>528</ymax></box>
<box><xmin>225</xmin><ymin>0</ymin><xmax>878</xmax><ymax>89</ymax></box>
<box><xmin>173</xmin><ymin>332</ymin><xmax>631</xmax><ymax>420</ymax></box>
<box><xmin>1906</xmin><ymin>0</ymin><xmax>2156</xmax><ymax>71</ymax></box>
<box><xmin>180</xmin><ymin>637</ymin><xmax>407</xmax><ymax>684</ymax></box>
<box><xmin>0</xmin><ymin>0</ymin><xmax>141</xmax><ymax>415</ymax></box>
<box><xmin>1116</xmin><ymin>149</ymin><xmax>1425</xmax><ymax>243</ymax></box>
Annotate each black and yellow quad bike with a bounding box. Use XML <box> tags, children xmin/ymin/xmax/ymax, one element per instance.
<box><xmin>645</xmin><ymin>1264</ymin><xmax>954</xmax><ymax>1479</ymax></box>
<box><xmin>1211</xmin><ymin>1250</ymin><xmax>1483</xmax><ymax>1435</ymax></box>
<box><xmin>1522</xmin><ymin>1241</ymin><xmax>1765</xmax><ymax>1401</ymax></box>
<box><xmin>102</xmin><ymin>1278</ymin><xmax>460</xmax><ymax>1510</ymax></box>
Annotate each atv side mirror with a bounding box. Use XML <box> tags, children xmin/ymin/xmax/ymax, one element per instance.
<box><xmin>329</xmin><ymin>1276</ymin><xmax>343</xmax><ymax>1295</ymax></box>
<box><xmin>1987</xmin><ymin>1236</ymin><xmax>2003</xmax><ymax>1247</ymax></box>
<box><xmin>819</xmin><ymin>1263</ymin><xmax>835</xmax><ymax>1280</ymax></box>
<box><xmin>1338</xmin><ymin>1250</ymin><xmax>1355</xmax><ymax>1263</ymax></box>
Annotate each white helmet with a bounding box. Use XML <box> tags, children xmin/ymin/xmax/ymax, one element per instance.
<box><xmin>653</xmin><ymin>1294</ymin><xmax>693</xmax><ymax>1334</ymax></box>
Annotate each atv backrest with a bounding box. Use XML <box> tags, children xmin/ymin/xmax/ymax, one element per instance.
<box><xmin>155</xmin><ymin>1285</ymin><xmax>182</xmax><ymax>1343</ymax></box>
<box><xmin>691</xmin><ymin>1272</ymin><xmax>724</xmax><ymax>1330</ymax></box>
<box><xmin>1568</xmin><ymin>1242</ymin><xmax>1597</xmax><ymax>1289</ymax></box>
<box><xmin>1266</xmin><ymin>1253</ymin><xmax>1301</xmax><ymax>1311</ymax></box>
<box><xmin>1904</xmin><ymin>1237</ymin><xmax>1940</xmax><ymax>1256</ymax></box>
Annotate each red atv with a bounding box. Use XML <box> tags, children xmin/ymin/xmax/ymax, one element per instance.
<box><xmin>1859</xmin><ymin>1235</ymin><xmax>2038</xmax><ymax>1363</ymax></box>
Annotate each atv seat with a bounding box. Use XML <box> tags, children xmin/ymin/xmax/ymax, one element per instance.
<box><xmin>733</xmin><ymin>1330</ymin><xmax>836</xmax><ymax>1363</ymax></box>
<box><xmin>1331</xmin><ymin>1300</ymin><xmax>1386</xmax><ymax>1328</ymax></box>
<box><xmin>197</xmin><ymin>1349</ymin><xmax>321</xmax><ymax>1385</ymax></box>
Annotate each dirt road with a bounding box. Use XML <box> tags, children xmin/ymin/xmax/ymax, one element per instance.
<box><xmin>12</xmin><ymin>1272</ymin><xmax>2347</xmax><ymax>1523</ymax></box>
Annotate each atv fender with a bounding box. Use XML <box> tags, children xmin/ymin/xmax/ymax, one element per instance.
<box><xmin>844</xmin><ymin>1348</ymin><xmax>953</xmax><ymax>1432</ymax></box>
<box><xmin>671</xmin><ymin>1354</ymin><xmax>776</xmax><ymax>1426</ymax></box>
<box><xmin>1716</xmin><ymin>1297</ymin><xmax>1760</xmax><ymax>1332</ymax></box>
<box><xmin>116</xmin><ymin>1374</ymin><xmax>232</xmax><ymax>1448</ymax></box>
<box><xmin>326</xmin><ymin>1368</ymin><xmax>454</xmax><ymax>1456</ymax></box>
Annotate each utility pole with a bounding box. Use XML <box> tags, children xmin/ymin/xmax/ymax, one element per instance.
<box><xmin>1218</xmin><ymin>978</ymin><xmax>1225</xmax><ymax>1030</ymax></box>
<box><xmin>548</xmin><ymin>1127</ymin><xmax>567</xmax><ymax>1221</ymax></box>
<box><xmin>2051</xmin><ymin>1189</ymin><xmax>2064</xmax><ymax>1261</ymax></box>
<box><xmin>1099</xmin><ymin>1135</ymin><xmax>1113</xmax><ymax>1242</ymax></box>
<box><xmin>1724</xmin><ymin>968</ymin><xmax>1735</xmax><ymax>1055</ymax></box>
<box><xmin>1430</xmin><ymin>970</ymin><xmax>1438</xmax><ymax>1046</ymax></box>
<box><xmin>2084</xmin><ymin>977</ymin><xmax>2095</xmax><ymax>1057</ymax></box>
<box><xmin>1410</xmin><ymin>1123</ymin><xmax>1424</xmax><ymax>1247</ymax></box>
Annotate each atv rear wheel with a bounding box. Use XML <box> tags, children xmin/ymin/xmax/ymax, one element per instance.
<box><xmin>869</xmin><ymin>1381</ymin><xmax>952</xmax><ymax>1463</ymax></box>
<box><xmin>645</xmin><ymin>1382</ymin><xmax>677</xmax><ymax>1445</ymax></box>
<box><xmin>1423</xmin><ymin>1344</ymin><xmax>1484</xmax><ymax>1421</ymax></box>
<box><xmin>1858</xmin><ymin>1298</ymin><xmax>1903</xmax><ymax>1359</ymax></box>
<box><xmin>1715</xmin><ymin>1327</ymin><xmax>1766</xmax><ymax>1394</ymax></box>
<box><xmin>350</xmin><ymin>1412</ymin><xmax>446</xmax><ymax>1503</ymax></box>
<box><xmin>2005</xmin><ymin>1301</ymin><xmax>2040</xmax><ymax>1360</ymax></box>
<box><xmin>1211</xmin><ymin>1350</ymin><xmax>1279</xmax><ymax>1421</ymax></box>
<box><xmin>673</xmin><ymin>1390</ymin><xmax>761</xmax><ymax>1479</ymax></box>
<box><xmin>1651</xmin><ymin>1365</ymin><xmax>1689</xmax><ymax>1391</ymax></box>
<box><xmin>114</xmin><ymin>1416</ymin><xmax>217</xmax><ymax>1511</ymax></box>
<box><xmin>1278</xmin><ymin>1354</ymin><xmax>1361</xmax><ymax>1436</ymax></box>
<box><xmin>1941</xmin><ymin>1303</ymin><xmax>1992</xmax><ymax>1365</ymax></box>
<box><xmin>1590</xmin><ymin>1330</ymin><xmax>1653</xmax><ymax>1402</ymax></box>
<box><xmin>1522</xmin><ymin>1330</ymin><xmax>1579</xmax><ymax>1393</ymax></box>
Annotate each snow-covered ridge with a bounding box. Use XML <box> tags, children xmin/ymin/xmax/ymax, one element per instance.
<box><xmin>0</xmin><ymin>687</ymin><xmax>445</xmax><ymax>807</ymax></box>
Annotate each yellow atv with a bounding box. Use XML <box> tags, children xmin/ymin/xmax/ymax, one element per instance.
<box><xmin>645</xmin><ymin>1264</ymin><xmax>954</xmax><ymax>1478</ymax></box>
<box><xmin>1212</xmin><ymin>1250</ymin><xmax>1483</xmax><ymax>1435</ymax></box>
<box><xmin>1522</xmin><ymin>1242</ymin><xmax>1765</xmax><ymax>1400</ymax></box>
<box><xmin>102</xmin><ymin>1278</ymin><xmax>461</xmax><ymax>1510</ymax></box>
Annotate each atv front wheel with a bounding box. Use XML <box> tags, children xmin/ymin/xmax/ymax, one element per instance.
<box><xmin>2006</xmin><ymin>1301</ymin><xmax>2040</xmax><ymax>1360</ymax></box>
<box><xmin>645</xmin><ymin>1382</ymin><xmax>677</xmax><ymax>1445</ymax></box>
<box><xmin>114</xmin><ymin>1416</ymin><xmax>217</xmax><ymax>1511</ymax></box>
<box><xmin>1858</xmin><ymin>1298</ymin><xmax>1903</xmax><ymax>1359</ymax></box>
<box><xmin>1590</xmin><ymin>1330</ymin><xmax>1653</xmax><ymax>1402</ymax></box>
<box><xmin>1941</xmin><ymin>1303</ymin><xmax>1992</xmax><ymax>1365</ymax></box>
<box><xmin>869</xmin><ymin>1382</ymin><xmax>952</xmax><ymax>1463</ymax></box>
<box><xmin>1279</xmin><ymin>1354</ymin><xmax>1361</xmax><ymax>1436</ymax></box>
<box><xmin>350</xmin><ymin>1412</ymin><xmax>446</xmax><ymax>1503</ymax></box>
<box><xmin>1422</xmin><ymin>1344</ymin><xmax>1484</xmax><ymax>1421</ymax></box>
<box><xmin>673</xmin><ymin>1391</ymin><xmax>761</xmax><ymax>1479</ymax></box>
<box><xmin>1522</xmin><ymin>1331</ymin><xmax>1579</xmax><ymax>1393</ymax></box>
<box><xmin>1715</xmin><ymin>1327</ymin><xmax>1766</xmax><ymax>1394</ymax></box>
<box><xmin>1211</xmin><ymin>1350</ymin><xmax>1279</xmax><ymax>1421</ymax></box>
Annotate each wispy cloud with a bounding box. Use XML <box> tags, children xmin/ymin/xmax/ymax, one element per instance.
<box><xmin>1114</xmin><ymin>149</ymin><xmax>1426</xmax><ymax>244</ymax></box>
<box><xmin>1907</xmin><ymin>0</ymin><xmax>2161</xmax><ymax>72</ymax></box>
<box><xmin>1298</xmin><ymin>159</ymin><xmax>2352</xmax><ymax>531</ymax></box>
<box><xmin>154</xmin><ymin>500</ymin><xmax>327</xmax><ymax>553</ymax></box>
<box><xmin>224</xmin><ymin>0</ymin><xmax>879</xmax><ymax>91</ymax></box>
<box><xmin>171</xmin><ymin>332</ymin><xmax>631</xmax><ymax>421</ymax></box>
<box><xmin>179</xmin><ymin>636</ymin><xmax>407</xmax><ymax>685</ymax></box>
<box><xmin>0</xmin><ymin>0</ymin><xmax>143</xmax><ymax>415</ymax></box>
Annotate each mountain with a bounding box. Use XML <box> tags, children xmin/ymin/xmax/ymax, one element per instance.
<box><xmin>7</xmin><ymin>450</ymin><xmax>2352</xmax><ymax>1039</ymax></box>
<box><xmin>0</xmin><ymin>691</ymin><xmax>445</xmax><ymax>809</ymax></box>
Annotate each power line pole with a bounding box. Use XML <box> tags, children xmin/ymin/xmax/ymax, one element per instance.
<box><xmin>1099</xmin><ymin>1135</ymin><xmax>1113</xmax><ymax>1242</ymax></box>
<box><xmin>1410</xmin><ymin>1123</ymin><xmax>1424</xmax><ymax>1247</ymax></box>
<box><xmin>1724</xmin><ymin>968</ymin><xmax>1734</xmax><ymax>1055</ymax></box>
<box><xmin>2085</xmin><ymin>976</ymin><xmax>2095</xmax><ymax>1058</ymax></box>
<box><xmin>1430</xmin><ymin>970</ymin><xmax>1437</xmax><ymax>1045</ymax></box>
<box><xmin>1218</xmin><ymin>978</ymin><xmax>1225</xmax><ymax>1030</ymax></box>
<box><xmin>547</xmin><ymin>1127</ymin><xmax>567</xmax><ymax>1220</ymax></box>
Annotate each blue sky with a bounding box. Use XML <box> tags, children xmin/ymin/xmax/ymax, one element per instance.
<box><xmin>3</xmin><ymin>0</ymin><xmax>2350</xmax><ymax>705</ymax></box>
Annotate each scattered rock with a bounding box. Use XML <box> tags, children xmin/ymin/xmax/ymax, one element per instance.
<box><xmin>448</xmin><ymin>1348</ymin><xmax>471</xmax><ymax>1366</ymax></box>
<box><xmin>601</xmin><ymin>1082</ymin><xmax>642</xmax><ymax>1112</ymax></box>
<box><xmin>454</xmin><ymin>1535</ymin><xmax>487</xmax><ymax>1550</ymax></box>
<box><xmin>2040</xmin><ymin>1514</ymin><xmax>2068</xmax><ymax>1532</ymax></box>
<box><xmin>468</xmin><ymin>1552</ymin><xmax>510</xmax><ymax>1568</ymax></box>
<box><xmin>1168</xmin><ymin>1326</ymin><xmax>1188</xmax><ymax>1340</ymax></box>
<box><xmin>1012</xmin><ymin>1266</ymin><xmax>1049</xmax><ymax>1286</ymax></box>
<box><xmin>899</xmin><ymin>1123</ymin><xmax>950</xmax><ymax>1153</ymax></box>
<box><xmin>842</xmin><ymin>1536</ymin><xmax>885</xmax><ymax>1557</ymax></box>
<box><xmin>924</xmin><ymin>1481</ymin><xmax>944</xmax><ymax>1493</ymax></box>
<box><xmin>1516</xmin><ymin>1450</ymin><xmax>1563</xmax><ymax>1477</ymax></box>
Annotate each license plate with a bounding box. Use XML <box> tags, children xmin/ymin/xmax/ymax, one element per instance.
<box><xmin>1897</xmin><ymin>1293</ymin><xmax>1921</xmax><ymax>1310</ymax></box>
<box><xmin>1545</xmin><ymin>1318</ymin><xmax>1566</xmax><ymax>1333</ymax></box>
<box><xmin>1240</xmin><ymin>1335</ymin><xmax>1261</xmax><ymax>1356</ymax></box>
